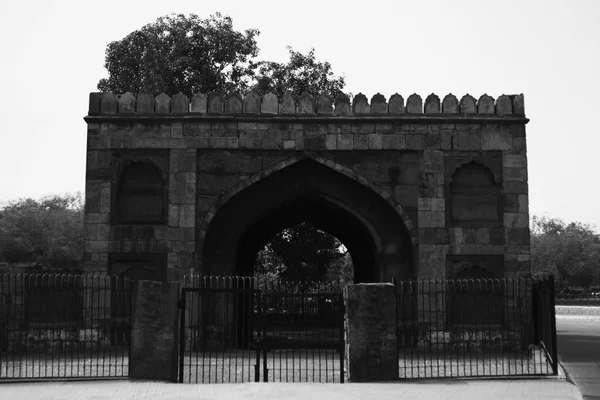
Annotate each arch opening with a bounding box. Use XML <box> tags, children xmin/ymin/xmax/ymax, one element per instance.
<box><xmin>202</xmin><ymin>158</ymin><xmax>415</xmax><ymax>283</ymax></box>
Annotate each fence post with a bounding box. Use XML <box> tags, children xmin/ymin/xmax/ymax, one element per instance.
<box><xmin>549</xmin><ymin>275</ymin><xmax>558</xmax><ymax>375</ymax></box>
<box><xmin>129</xmin><ymin>280</ymin><xmax>180</xmax><ymax>382</ymax></box>
<box><xmin>344</xmin><ymin>283</ymin><xmax>398</xmax><ymax>381</ymax></box>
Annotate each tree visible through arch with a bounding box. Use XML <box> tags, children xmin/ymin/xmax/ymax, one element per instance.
<box><xmin>254</xmin><ymin>221</ymin><xmax>354</xmax><ymax>284</ymax></box>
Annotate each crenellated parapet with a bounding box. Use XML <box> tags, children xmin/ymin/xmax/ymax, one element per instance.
<box><xmin>89</xmin><ymin>91</ymin><xmax>525</xmax><ymax>117</ymax></box>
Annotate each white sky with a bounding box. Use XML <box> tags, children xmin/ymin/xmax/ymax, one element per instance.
<box><xmin>1</xmin><ymin>0</ymin><xmax>599</xmax><ymax>230</ymax></box>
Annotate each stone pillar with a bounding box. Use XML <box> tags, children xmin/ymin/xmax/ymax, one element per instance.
<box><xmin>344</xmin><ymin>283</ymin><xmax>398</xmax><ymax>381</ymax></box>
<box><xmin>167</xmin><ymin>148</ymin><xmax>197</xmax><ymax>280</ymax></box>
<box><xmin>130</xmin><ymin>280</ymin><xmax>179</xmax><ymax>381</ymax></box>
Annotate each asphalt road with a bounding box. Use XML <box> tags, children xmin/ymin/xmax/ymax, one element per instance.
<box><xmin>557</xmin><ymin>316</ymin><xmax>600</xmax><ymax>400</ymax></box>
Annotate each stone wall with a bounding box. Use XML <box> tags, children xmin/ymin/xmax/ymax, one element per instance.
<box><xmin>84</xmin><ymin>90</ymin><xmax>530</xmax><ymax>282</ymax></box>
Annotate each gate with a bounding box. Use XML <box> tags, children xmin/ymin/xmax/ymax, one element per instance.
<box><xmin>0</xmin><ymin>273</ymin><xmax>132</xmax><ymax>380</ymax></box>
<box><xmin>178</xmin><ymin>277</ymin><xmax>259</xmax><ymax>383</ymax></box>
<box><xmin>178</xmin><ymin>276</ymin><xmax>345</xmax><ymax>383</ymax></box>
<box><xmin>258</xmin><ymin>285</ymin><xmax>345</xmax><ymax>383</ymax></box>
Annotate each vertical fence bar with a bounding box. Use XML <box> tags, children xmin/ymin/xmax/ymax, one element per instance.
<box><xmin>178</xmin><ymin>290</ymin><xmax>186</xmax><ymax>383</ymax></box>
<box><xmin>548</xmin><ymin>276</ymin><xmax>558</xmax><ymax>375</ymax></box>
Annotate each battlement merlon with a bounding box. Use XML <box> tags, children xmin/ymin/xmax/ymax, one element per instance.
<box><xmin>85</xmin><ymin>91</ymin><xmax>528</xmax><ymax>124</ymax></box>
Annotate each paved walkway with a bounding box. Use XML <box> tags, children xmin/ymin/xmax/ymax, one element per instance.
<box><xmin>0</xmin><ymin>377</ymin><xmax>583</xmax><ymax>400</ymax></box>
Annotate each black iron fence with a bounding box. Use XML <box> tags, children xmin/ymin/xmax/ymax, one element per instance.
<box><xmin>178</xmin><ymin>276</ymin><xmax>344</xmax><ymax>383</ymax></box>
<box><xmin>395</xmin><ymin>277</ymin><xmax>558</xmax><ymax>379</ymax></box>
<box><xmin>0</xmin><ymin>273</ymin><xmax>132</xmax><ymax>380</ymax></box>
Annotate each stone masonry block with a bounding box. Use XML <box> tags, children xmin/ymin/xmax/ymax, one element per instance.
<box><xmin>418</xmin><ymin>198</ymin><xmax>431</xmax><ymax>211</ymax></box>
<box><xmin>179</xmin><ymin>204</ymin><xmax>195</xmax><ymax>228</ymax></box>
<box><xmin>337</xmin><ymin>134</ymin><xmax>354</xmax><ymax>150</ymax></box>
<box><xmin>283</xmin><ymin>139</ymin><xmax>295</xmax><ymax>150</ymax></box>
<box><xmin>167</xmin><ymin>252</ymin><xmax>178</xmax><ymax>269</ymax></box>
<box><xmin>96</xmin><ymin>224</ymin><xmax>110</xmax><ymax>241</ymax></box>
<box><xmin>155</xmin><ymin>226</ymin><xmax>168</xmax><ymax>240</ymax></box>
<box><xmin>382</xmin><ymin>134</ymin><xmax>405</xmax><ymax>150</ymax></box>
<box><xmin>423</xmin><ymin>150</ymin><xmax>444</xmax><ymax>172</ymax></box>
<box><xmin>518</xmin><ymin>195</ymin><xmax>528</xmax><ymax>213</ymax></box>
<box><xmin>430</xmin><ymin>198</ymin><xmax>445</xmax><ymax>212</ymax></box>
<box><xmin>406</xmin><ymin>135</ymin><xmax>425</xmax><ymax>150</ymax></box>
<box><xmin>85</xmin><ymin>213</ymin><xmax>109</xmax><ymax>224</ymax></box>
<box><xmin>449</xmin><ymin>228</ymin><xmax>464</xmax><ymax>245</ymax></box>
<box><xmin>503</xmin><ymin>154</ymin><xmax>527</xmax><ymax>168</ymax></box>
<box><xmin>168</xmin><ymin>227</ymin><xmax>184</xmax><ymax>242</ymax></box>
<box><xmin>168</xmin><ymin>205</ymin><xmax>180</xmax><ymax>227</ymax></box>
<box><xmin>100</xmin><ymin>187</ymin><xmax>111</xmax><ymax>213</ymax></box>
<box><xmin>503</xmin><ymin>194</ymin><xmax>519</xmax><ymax>213</ymax></box>
<box><xmin>84</xmin><ymin>224</ymin><xmax>97</xmax><ymax>241</ymax></box>
<box><xmin>376</xmin><ymin>123</ymin><xmax>393</xmax><ymax>134</ymax></box>
<box><xmin>419</xmin><ymin>211</ymin><xmax>445</xmax><ymax>227</ymax></box>
<box><xmin>503</xmin><ymin>167</ymin><xmax>527</xmax><ymax>182</ymax></box>
<box><xmin>354</xmin><ymin>135</ymin><xmax>368</xmax><ymax>150</ymax></box>
<box><xmin>418</xmin><ymin>228</ymin><xmax>449</xmax><ymax>245</ymax></box>
<box><xmin>476</xmin><ymin>228</ymin><xmax>490</xmax><ymax>244</ymax></box>
<box><xmin>504</xmin><ymin>213</ymin><xmax>529</xmax><ymax>228</ymax></box>
<box><xmin>239</xmin><ymin>131</ymin><xmax>262</xmax><ymax>149</ymax></box>
<box><xmin>368</xmin><ymin>134</ymin><xmax>382</xmax><ymax>150</ymax></box>
<box><xmin>440</xmin><ymin>131</ymin><xmax>453</xmax><ymax>150</ymax></box>
<box><xmin>352</xmin><ymin>124</ymin><xmax>375</xmax><ymax>134</ymax></box>
<box><xmin>456</xmin><ymin>131</ymin><xmax>480</xmax><ymax>150</ymax></box>
<box><xmin>425</xmin><ymin>134</ymin><xmax>440</xmax><ymax>149</ymax></box>
<box><xmin>506</xmin><ymin>228</ymin><xmax>530</xmax><ymax>245</ymax></box>
<box><xmin>85</xmin><ymin>240</ymin><xmax>109</xmax><ymax>253</ymax></box>
<box><xmin>482</xmin><ymin>126</ymin><xmax>512</xmax><ymax>150</ymax></box>
<box><xmin>503</xmin><ymin>182</ymin><xmax>528</xmax><ymax>194</ymax></box>
<box><xmin>418</xmin><ymin>245</ymin><xmax>447</xmax><ymax>279</ymax></box>
<box><xmin>325</xmin><ymin>134</ymin><xmax>337</xmax><ymax>150</ymax></box>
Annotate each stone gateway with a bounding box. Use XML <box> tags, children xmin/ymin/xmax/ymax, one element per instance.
<box><xmin>83</xmin><ymin>91</ymin><xmax>530</xmax><ymax>283</ymax></box>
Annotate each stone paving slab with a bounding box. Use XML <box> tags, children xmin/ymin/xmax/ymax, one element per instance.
<box><xmin>0</xmin><ymin>379</ymin><xmax>583</xmax><ymax>400</ymax></box>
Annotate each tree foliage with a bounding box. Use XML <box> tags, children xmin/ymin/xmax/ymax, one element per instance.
<box><xmin>97</xmin><ymin>13</ymin><xmax>346</xmax><ymax>99</ymax></box>
<box><xmin>254</xmin><ymin>222</ymin><xmax>352</xmax><ymax>282</ymax></box>
<box><xmin>0</xmin><ymin>193</ymin><xmax>84</xmax><ymax>270</ymax></box>
<box><xmin>252</xmin><ymin>47</ymin><xmax>345</xmax><ymax>98</ymax></box>
<box><xmin>98</xmin><ymin>13</ymin><xmax>260</xmax><ymax>97</ymax></box>
<box><xmin>531</xmin><ymin>215</ymin><xmax>600</xmax><ymax>288</ymax></box>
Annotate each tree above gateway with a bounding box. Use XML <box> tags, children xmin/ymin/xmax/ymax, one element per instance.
<box><xmin>97</xmin><ymin>13</ymin><xmax>345</xmax><ymax>99</ymax></box>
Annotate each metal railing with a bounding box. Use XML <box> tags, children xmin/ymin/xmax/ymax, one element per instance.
<box><xmin>0</xmin><ymin>273</ymin><xmax>132</xmax><ymax>380</ymax></box>
<box><xmin>394</xmin><ymin>277</ymin><xmax>558</xmax><ymax>379</ymax></box>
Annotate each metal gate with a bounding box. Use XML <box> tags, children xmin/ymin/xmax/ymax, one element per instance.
<box><xmin>178</xmin><ymin>277</ymin><xmax>345</xmax><ymax>383</ymax></box>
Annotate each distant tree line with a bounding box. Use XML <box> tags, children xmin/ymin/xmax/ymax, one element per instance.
<box><xmin>531</xmin><ymin>215</ymin><xmax>600</xmax><ymax>289</ymax></box>
<box><xmin>0</xmin><ymin>193</ymin><xmax>84</xmax><ymax>271</ymax></box>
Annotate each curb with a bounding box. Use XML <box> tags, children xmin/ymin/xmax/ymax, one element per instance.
<box><xmin>558</xmin><ymin>358</ymin><xmax>585</xmax><ymax>400</ymax></box>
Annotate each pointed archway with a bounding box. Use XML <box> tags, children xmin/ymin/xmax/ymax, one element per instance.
<box><xmin>200</xmin><ymin>156</ymin><xmax>416</xmax><ymax>283</ymax></box>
